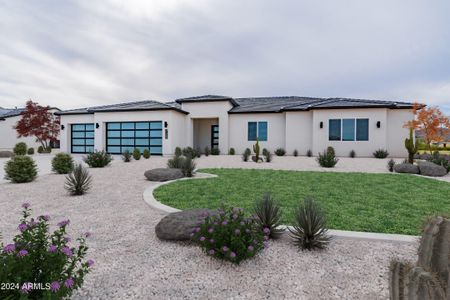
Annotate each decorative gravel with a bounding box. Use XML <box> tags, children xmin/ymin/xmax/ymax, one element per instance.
<box><xmin>0</xmin><ymin>156</ymin><xmax>418</xmax><ymax>299</ymax></box>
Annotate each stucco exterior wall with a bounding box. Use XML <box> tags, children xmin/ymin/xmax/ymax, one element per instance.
<box><xmin>387</xmin><ymin>109</ymin><xmax>413</xmax><ymax>157</ymax></box>
<box><xmin>228</xmin><ymin>113</ymin><xmax>286</xmax><ymax>154</ymax></box>
<box><xmin>285</xmin><ymin>111</ymin><xmax>313</xmax><ymax>155</ymax></box>
<box><xmin>193</xmin><ymin>118</ymin><xmax>218</xmax><ymax>151</ymax></box>
<box><xmin>59</xmin><ymin>114</ymin><xmax>95</xmax><ymax>153</ymax></box>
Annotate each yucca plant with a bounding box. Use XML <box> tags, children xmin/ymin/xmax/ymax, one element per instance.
<box><xmin>181</xmin><ymin>155</ymin><xmax>196</xmax><ymax>177</ymax></box>
<box><xmin>289</xmin><ymin>198</ymin><xmax>331</xmax><ymax>250</ymax></box>
<box><xmin>263</xmin><ymin>150</ymin><xmax>273</xmax><ymax>162</ymax></box>
<box><xmin>242</xmin><ymin>148</ymin><xmax>251</xmax><ymax>162</ymax></box>
<box><xmin>253</xmin><ymin>193</ymin><xmax>284</xmax><ymax>239</ymax></box>
<box><xmin>64</xmin><ymin>164</ymin><xmax>92</xmax><ymax>196</ymax></box>
<box><xmin>122</xmin><ymin>150</ymin><xmax>132</xmax><ymax>162</ymax></box>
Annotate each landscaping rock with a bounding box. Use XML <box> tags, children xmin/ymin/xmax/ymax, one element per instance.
<box><xmin>251</xmin><ymin>155</ymin><xmax>263</xmax><ymax>162</ymax></box>
<box><xmin>144</xmin><ymin>168</ymin><xmax>184</xmax><ymax>182</ymax></box>
<box><xmin>155</xmin><ymin>209</ymin><xmax>216</xmax><ymax>241</ymax></box>
<box><xmin>0</xmin><ymin>151</ymin><xmax>13</xmax><ymax>158</ymax></box>
<box><xmin>418</xmin><ymin>161</ymin><xmax>447</xmax><ymax>177</ymax></box>
<box><xmin>393</xmin><ymin>163</ymin><xmax>419</xmax><ymax>174</ymax></box>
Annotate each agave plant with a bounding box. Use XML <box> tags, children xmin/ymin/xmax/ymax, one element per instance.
<box><xmin>64</xmin><ymin>164</ymin><xmax>92</xmax><ymax>196</ymax></box>
<box><xmin>253</xmin><ymin>192</ymin><xmax>284</xmax><ymax>239</ymax></box>
<box><xmin>289</xmin><ymin>198</ymin><xmax>331</xmax><ymax>250</ymax></box>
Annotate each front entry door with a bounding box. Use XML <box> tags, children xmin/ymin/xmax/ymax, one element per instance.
<box><xmin>211</xmin><ymin>125</ymin><xmax>219</xmax><ymax>149</ymax></box>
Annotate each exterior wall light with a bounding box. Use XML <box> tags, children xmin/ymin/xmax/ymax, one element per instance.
<box><xmin>96</xmin><ymin>123</ymin><xmax>100</xmax><ymax>129</ymax></box>
<box><xmin>61</xmin><ymin>125</ymin><xmax>65</xmax><ymax>130</ymax></box>
<box><xmin>164</xmin><ymin>121</ymin><xmax>168</xmax><ymax>128</ymax></box>
<box><xmin>320</xmin><ymin>121</ymin><xmax>323</xmax><ymax>129</ymax></box>
<box><xmin>376</xmin><ymin>121</ymin><xmax>381</xmax><ymax>128</ymax></box>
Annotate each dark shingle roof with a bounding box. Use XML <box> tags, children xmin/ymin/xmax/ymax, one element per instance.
<box><xmin>0</xmin><ymin>108</ymin><xmax>25</xmax><ymax>118</ymax></box>
<box><xmin>175</xmin><ymin>95</ymin><xmax>238</xmax><ymax>106</ymax></box>
<box><xmin>56</xmin><ymin>100</ymin><xmax>188</xmax><ymax>115</ymax></box>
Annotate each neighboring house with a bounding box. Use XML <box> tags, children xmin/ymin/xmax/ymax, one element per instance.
<box><xmin>56</xmin><ymin>95</ymin><xmax>415</xmax><ymax>157</ymax></box>
<box><xmin>0</xmin><ymin>107</ymin><xmax>61</xmax><ymax>151</ymax></box>
<box><xmin>415</xmin><ymin>129</ymin><xmax>450</xmax><ymax>148</ymax></box>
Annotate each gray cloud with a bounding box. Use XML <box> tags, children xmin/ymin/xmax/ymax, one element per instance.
<box><xmin>0</xmin><ymin>0</ymin><xmax>449</xmax><ymax>113</ymax></box>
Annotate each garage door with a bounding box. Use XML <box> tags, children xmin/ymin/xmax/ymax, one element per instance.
<box><xmin>71</xmin><ymin>123</ymin><xmax>95</xmax><ymax>153</ymax></box>
<box><xmin>106</xmin><ymin>121</ymin><xmax>163</xmax><ymax>155</ymax></box>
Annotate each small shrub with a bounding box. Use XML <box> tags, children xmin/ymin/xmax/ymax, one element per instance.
<box><xmin>373</xmin><ymin>149</ymin><xmax>389</xmax><ymax>159</ymax></box>
<box><xmin>228</xmin><ymin>148</ymin><xmax>235</xmax><ymax>155</ymax></box>
<box><xmin>211</xmin><ymin>148</ymin><xmax>220</xmax><ymax>155</ymax></box>
<box><xmin>143</xmin><ymin>149</ymin><xmax>150</xmax><ymax>159</ymax></box>
<box><xmin>427</xmin><ymin>152</ymin><xmax>450</xmax><ymax>173</ymax></box>
<box><xmin>288</xmin><ymin>198</ymin><xmax>331</xmax><ymax>250</ymax></box>
<box><xmin>37</xmin><ymin>145</ymin><xmax>44</xmax><ymax>154</ymax></box>
<box><xmin>37</xmin><ymin>145</ymin><xmax>52</xmax><ymax>154</ymax></box>
<box><xmin>263</xmin><ymin>150</ymin><xmax>273</xmax><ymax>162</ymax></box>
<box><xmin>122</xmin><ymin>150</ymin><xmax>132</xmax><ymax>162</ymax></box>
<box><xmin>253</xmin><ymin>193</ymin><xmax>284</xmax><ymax>239</ymax></box>
<box><xmin>4</xmin><ymin>156</ymin><xmax>37</xmax><ymax>183</ymax></box>
<box><xmin>293</xmin><ymin>149</ymin><xmax>298</xmax><ymax>157</ymax></box>
<box><xmin>262</xmin><ymin>148</ymin><xmax>269</xmax><ymax>157</ymax></box>
<box><xmin>387</xmin><ymin>159</ymin><xmax>395</xmax><ymax>172</ymax></box>
<box><xmin>192</xmin><ymin>206</ymin><xmax>268</xmax><ymax>264</ymax></box>
<box><xmin>326</xmin><ymin>146</ymin><xmax>335</xmax><ymax>157</ymax></box>
<box><xmin>182</xmin><ymin>147</ymin><xmax>200</xmax><ymax>158</ymax></box>
<box><xmin>0</xmin><ymin>203</ymin><xmax>93</xmax><ymax>300</ymax></box>
<box><xmin>167</xmin><ymin>155</ymin><xmax>184</xmax><ymax>169</ymax></box>
<box><xmin>242</xmin><ymin>148</ymin><xmax>251</xmax><ymax>162</ymax></box>
<box><xmin>27</xmin><ymin>148</ymin><xmax>34</xmax><ymax>155</ymax></box>
<box><xmin>253</xmin><ymin>139</ymin><xmax>261</xmax><ymax>162</ymax></box>
<box><xmin>52</xmin><ymin>153</ymin><xmax>74</xmax><ymax>174</ymax></box>
<box><xmin>181</xmin><ymin>155</ymin><xmax>196</xmax><ymax>177</ymax></box>
<box><xmin>83</xmin><ymin>150</ymin><xmax>112</xmax><ymax>168</ymax></box>
<box><xmin>274</xmin><ymin>148</ymin><xmax>286</xmax><ymax>156</ymax></box>
<box><xmin>13</xmin><ymin>142</ymin><xmax>27</xmax><ymax>155</ymax></box>
<box><xmin>204</xmin><ymin>147</ymin><xmax>210</xmax><ymax>156</ymax></box>
<box><xmin>306</xmin><ymin>149</ymin><xmax>312</xmax><ymax>157</ymax></box>
<box><xmin>65</xmin><ymin>164</ymin><xmax>92</xmax><ymax>196</ymax></box>
<box><xmin>316</xmin><ymin>149</ymin><xmax>338</xmax><ymax>168</ymax></box>
<box><xmin>174</xmin><ymin>147</ymin><xmax>182</xmax><ymax>157</ymax></box>
<box><xmin>132</xmin><ymin>148</ymin><xmax>141</xmax><ymax>160</ymax></box>
<box><xmin>349</xmin><ymin>150</ymin><xmax>356</xmax><ymax>158</ymax></box>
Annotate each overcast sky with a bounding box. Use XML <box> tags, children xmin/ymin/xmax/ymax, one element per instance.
<box><xmin>0</xmin><ymin>0</ymin><xmax>449</xmax><ymax>113</ymax></box>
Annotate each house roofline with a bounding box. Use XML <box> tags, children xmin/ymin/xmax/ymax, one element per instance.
<box><xmin>56</xmin><ymin>107</ymin><xmax>189</xmax><ymax>116</ymax></box>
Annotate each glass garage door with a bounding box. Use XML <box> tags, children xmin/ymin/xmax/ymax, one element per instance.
<box><xmin>106</xmin><ymin>121</ymin><xmax>163</xmax><ymax>155</ymax></box>
<box><xmin>71</xmin><ymin>124</ymin><xmax>95</xmax><ymax>153</ymax></box>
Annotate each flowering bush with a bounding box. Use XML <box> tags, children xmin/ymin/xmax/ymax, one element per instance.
<box><xmin>0</xmin><ymin>203</ymin><xmax>93</xmax><ymax>299</ymax></box>
<box><xmin>192</xmin><ymin>206</ymin><xmax>269</xmax><ymax>264</ymax></box>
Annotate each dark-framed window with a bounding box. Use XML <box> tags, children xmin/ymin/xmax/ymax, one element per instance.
<box><xmin>71</xmin><ymin>123</ymin><xmax>95</xmax><ymax>153</ymax></box>
<box><xmin>329</xmin><ymin>119</ymin><xmax>341</xmax><ymax>141</ymax></box>
<box><xmin>329</xmin><ymin>118</ymin><xmax>369</xmax><ymax>141</ymax></box>
<box><xmin>248</xmin><ymin>121</ymin><xmax>268</xmax><ymax>141</ymax></box>
<box><xmin>211</xmin><ymin>125</ymin><xmax>219</xmax><ymax>149</ymax></box>
<box><xmin>106</xmin><ymin>121</ymin><xmax>163</xmax><ymax>155</ymax></box>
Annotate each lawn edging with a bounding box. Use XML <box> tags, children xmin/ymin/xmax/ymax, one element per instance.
<box><xmin>144</xmin><ymin>171</ymin><xmax>418</xmax><ymax>243</ymax></box>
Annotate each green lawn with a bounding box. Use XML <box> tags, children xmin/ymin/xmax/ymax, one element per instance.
<box><xmin>154</xmin><ymin>168</ymin><xmax>450</xmax><ymax>235</ymax></box>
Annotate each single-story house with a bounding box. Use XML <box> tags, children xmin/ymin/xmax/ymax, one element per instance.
<box><xmin>0</xmin><ymin>107</ymin><xmax>60</xmax><ymax>151</ymax></box>
<box><xmin>56</xmin><ymin>95</ymin><xmax>416</xmax><ymax>157</ymax></box>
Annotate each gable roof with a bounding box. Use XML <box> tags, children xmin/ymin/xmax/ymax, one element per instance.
<box><xmin>175</xmin><ymin>95</ymin><xmax>238</xmax><ymax>106</ymax></box>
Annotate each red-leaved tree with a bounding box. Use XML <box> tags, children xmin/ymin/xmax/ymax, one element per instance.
<box><xmin>15</xmin><ymin>100</ymin><xmax>60</xmax><ymax>149</ymax></box>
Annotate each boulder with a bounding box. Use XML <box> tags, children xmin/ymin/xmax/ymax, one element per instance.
<box><xmin>418</xmin><ymin>161</ymin><xmax>447</xmax><ymax>177</ymax></box>
<box><xmin>394</xmin><ymin>163</ymin><xmax>419</xmax><ymax>174</ymax></box>
<box><xmin>155</xmin><ymin>209</ymin><xmax>216</xmax><ymax>241</ymax></box>
<box><xmin>251</xmin><ymin>155</ymin><xmax>263</xmax><ymax>162</ymax></box>
<box><xmin>0</xmin><ymin>151</ymin><xmax>13</xmax><ymax>158</ymax></box>
<box><xmin>144</xmin><ymin>168</ymin><xmax>184</xmax><ymax>182</ymax></box>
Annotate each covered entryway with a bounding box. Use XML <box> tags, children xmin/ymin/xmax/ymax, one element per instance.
<box><xmin>193</xmin><ymin>118</ymin><xmax>218</xmax><ymax>152</ymax></box>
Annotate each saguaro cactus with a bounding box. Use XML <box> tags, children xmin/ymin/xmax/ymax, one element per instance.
<box><xmin>253</xmin><ymin>138</ymin><xmax>260</xmax><ymax>162</ymax></box>
<box><xmin>389</xmin><ymin>216</ymin><xmax>450</xmax><ymax>300</ymax></box>
<box><xmin>405</xmin><ymin>128</ymin><xmax>418</xmax><ymax>164</ymax></box>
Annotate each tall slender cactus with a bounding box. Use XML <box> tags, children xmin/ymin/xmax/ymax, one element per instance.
<box><xmin>405</xmin><ymin>128</ymin><xmax>418</xmax><ymax>164</ymax></box>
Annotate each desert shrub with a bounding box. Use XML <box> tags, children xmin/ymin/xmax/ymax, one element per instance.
<box><xmin>122</xmin><ymin>150</ymin><xmax>132</xmax><ymax>162</ymax></box>
<box><xmin>181</xmin><ymin>155</ymin><xmax>196</xmax><ymax>177</ymax></box>
<box><xmin>211</xmin><ymin>148</ymin><xmax>220</xmax><ymax>155</ymax></box>
<box><xmin>192</xmin><ymin>206</ymin><xmax>268</xmax><ymax>264</ymax></box>
<box><xmin>37</xmin><ymin>145</ymin><xmax>51</xmax><ymax>154</ymax></box>
<box><xmin>37</xmin><ymin>145</ymin><xmax>44</xmax><ymax>154</ymax></box>
<box><xmin>4</xmin><ymin>156</ymin><xmax>37</xmax><ymax>183</ymax></box>
<box><xmin>83</xmin><ymin>150</ymin><xmax>112</xmax><ymax>168</ymax></box>
<box><xmin>349</xmin><ymin>150</ymin><xmax>356</xmax><ymax>158</ymax></box>
<box><xmin>182</xmin><ymin>147</ymin><xmax>200</xmax><ymax>158</ymax></box>
<box><xmin>228</xmin><ymin>148</ymin><xmax>235</xmax><ymax>155</ymax></box>
<box><xmin>373</xmin><ymin>149</ymin><xmax>389</xmax><ymax>159</ymax></box>
<box><xmin>167</xmin><ymin>155</ymin><xmax>184</xmax><ymax>169</ymax></box>
<box><xmin>0</xmin><ymin>151</ymin><xmax>13</xmax><ymax>158</ymax></box>
<box><xmin>293</xmin><ymin>149</ymin><xmax>298</xmax><ymax>157</ymax></box>
<box><xmin>427</xmin><ymin>152</ymin><xmax>450</xmax><ymax>173</ymax></box>
<box><xmin>0</xmin><ymin>203</ymin><xmax>93</xmax><ymax>299</ymax></box>
<box><xmin>263</xmin><ymin>150</ymin><xmax>273</xmax><ymax>162</ymax></box>
<box><xmin>262</xmin><ymin>148</ymin><xmax>269</xmax><ymax>157</ymax></box>
<box><xmin>253</xmin><ymin>193</ymin><xmax>284</xmax><ymax>239</ymax></box>
<box><xmin>316</xmin><ymin>149</ymin><xmax>338</xmax><ymax>168</ymax></box>
<box><xmin>242</xmin><ymin>148</ymin><xmax>251</xmax><ymax>162</ymax></box>
<box><xmin>204</xmin><ymin>147</ymin><xmax>210</xmax><ymax>156</ymax></box>
<box><xmin>13</xmin><ymin>142</ymin><xmax>27</xmax><ymax>155</ymax></box>
<box><xmin>27</xmin><ymin>148</ymin><xmax>34</xmax><ymax>155</ymax></box>
<box><xmin>275</xmin><ymin>148</ymin><xmax>286</xmax><ymax>156</ymax></box>
<box><xmin>387</xmin><ymin>159</ymin><xmax>395</xmax><ymax>172</ymax></box>
<box><xmin>65</xmin><ymin>164</ymin><xmax>92</xmax><ymax>196</ymax></box>
<box><xmin>288</xmin><ymin>198</ymin><xmax>331</xmax><ymax>250</ymax></box>
<box><xmin>132</xmin><ymin>148</ymin><xmax>141</xmax><ymax>160</ymax></box>
<box><xmin>52</xmin><ymin>153</ymin><xmax>74</xmax><ymax>174</ymax></box>
<box><xmin>326</xmin><ymin>146</ymin><xmax>335</xmax><ymax>157</ymax></box>
<box><xmin>174</xmin><ymin>147</ymin><xmax>182</xmax><ymax>157</ymax></box>
<box><xmin>306</xmin><ymin>149</ymin><xmax>312</xmax><ymax>157</ymax></box>
<box><xmin>143</xmin><ymin>149</ymin><xmax>150</xmax><ymax>159</ymax></box>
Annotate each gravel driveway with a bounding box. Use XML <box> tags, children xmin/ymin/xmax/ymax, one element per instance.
<box><xmin>0</xmin><ymin>156</ymin><xmax>418</xmax><ymax>299</ymax></box>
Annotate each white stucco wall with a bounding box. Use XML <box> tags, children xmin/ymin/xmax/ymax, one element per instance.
<box><xmin>59</xmin><ymin>114</ymin><xmax>95</xmax><ymax>153</ymax></box>
<box><xmin>285</xmin><ymin>111</ymin><xmax>313</xmax><ymax>155</ymax></box>
<box><xmin>387</xmin><ymin>109</ymin><xmax>414</xmax><ymax>157</ymax></box>
<box><xmin>228</xmin><ymin>113</ymin><xmax>286</xmax><ymax>154</ymax></box>
<box><xmin>193</xmin><ymin>118</ymin><xmax>219</xmax><ymax>151</ymax></box>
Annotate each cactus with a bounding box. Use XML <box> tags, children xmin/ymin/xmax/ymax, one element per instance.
<box><xmin>405</xmin><ymin>128</ymin><xmax>418</xmax><ymax>164</ymax></box>
<box><xmin>253</xmin><ymin>138</ymin><xmax>261</xmax><ymax>163</ymax></box>
<box><xmin>389</xmin><ymin>216</ymin><xmax>450</xmax><ymax>300</ymax></box>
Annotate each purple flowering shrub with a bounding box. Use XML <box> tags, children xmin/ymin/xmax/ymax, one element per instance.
<box><xmin>0</xmin><ymin>203</ymin><xmax>93</xmax><ymax>299</ymax></box>
<box><xmin>192</xmin><ymin>206</ymin><xmax>269</xmax><ymax>264</ymax></box>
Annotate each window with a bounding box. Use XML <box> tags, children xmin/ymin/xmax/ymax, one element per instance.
<box><xmin>328</xmin><ymin>118</ymin><xmax>369</xmax><ymax>141</ymax></box>
<box><xmin>106</xmin><ymin>121</ymin><xmax>163</xmax><ymax>155</ymax></box>
<box><xmin>248</xmin><ymin>121</ymin><xmax>268</xmax><ymax>141</ymax></box>
<box><xmin>71</xmin><ymin>123</ymin><xmax>95</xmax><ymax>153</ymax></box>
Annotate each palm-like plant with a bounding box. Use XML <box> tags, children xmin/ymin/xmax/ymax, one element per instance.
<box><xmin>289</xmin><ymin>198</ymin><xmax>331</xmax><ymax>250</ymax></box>
<box><xmin>253</xmin><ymin>193</ymin><xmax>284</xmax><ymax>239</ymax></box>
<box><xmin>64</xmin><ymin>164</ymin><xmax>92</xmax><ymax>196</ymax></box>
